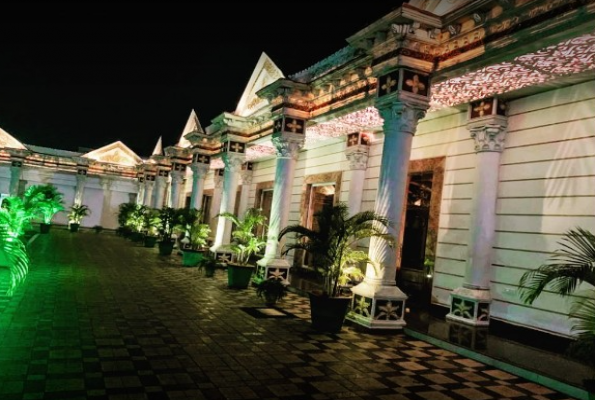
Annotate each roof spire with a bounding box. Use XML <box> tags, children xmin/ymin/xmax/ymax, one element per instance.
<box><xmin>179</xmin><ymin>109</ymin><xmax>204</xmax><ymax>147</ymax></box>
<box><xmin>152</xmin><ymin>136</ymin><xmax>163</xmax><ymax>156</ymax></box>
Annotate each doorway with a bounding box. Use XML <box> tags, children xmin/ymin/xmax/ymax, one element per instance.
<box><xmin>399</xmin><ymin>171</ymin><xmax>434</xmax><ymax>308</ymax></box>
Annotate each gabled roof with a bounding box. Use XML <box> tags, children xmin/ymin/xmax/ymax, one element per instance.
<box><xmin>0</xmin><ymin>127</ymin><xmax>27</xmax><ymax>150</ymax></box>
<box><xmin>178</xmin><ymin>110</ymin><xmax>203</xmax><ymax>148</ymax></box>
<box><xmin>235</xmin><ymin>52</ymin><xmax>284</xmax><ymax>117</ymax></box>
<box><xmin>83</xmin><ymin>141</ymin><xmax>142</xmax><ymax>166</ymax></box>
<box><xmin>25</xmin><ymin>144</ymin><xmax>83</xmax><ymax>158</ymax></box>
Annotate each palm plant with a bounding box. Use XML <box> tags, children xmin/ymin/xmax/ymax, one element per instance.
<box><xmin>23</xmin><ymin>184</ymin><xmax>65</xmax><ymax>224</ymax></box>
<box><xmin>142</xmin><ymin>208</ymin><xmax>161</xmax><ymax>237</ymax></box>
<box><xmin>218</xmin><ymin>207</ymin><xmax>267</xmax><ymax>265</ymax></box>
<box><xmin>186</xmin><ymin>221</ymin><xmax>211</xmax><ymax>250</ymax></box>
<box><xmin>68</xmin><ymin>204</ymin><xmax>90</xmax><ymax>224</ymax></box>
<box><xmin>158</xmin><ymin>207</ymin><xmax>178</xmax><ymax>242</ymax></box>
<box><xmin>0</xmin><ymin>198</ymin><xmax>31</xmax><ymax>296</ymax></box>
<box><xmin>278</xmin><ymin>202</ymin><xmax>393</xmax><ymax>297</ymax></box>
<box><xmin>0</xmin><ymin>196</ymin><xmax>35</xmax><ymax>238</ymax></box>
<box><xmin>126</xmin><ymin>204</ymin><xmax>148</xmax><ymax>233</ymax></box>
<box><xmin>519</xmin><ymin>227</ymin><xmax>595</xmax><ymax>366</ymax></box>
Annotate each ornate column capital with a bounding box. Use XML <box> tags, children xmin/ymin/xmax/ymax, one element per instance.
<box><xmin>170</xmin><ymin>169</ymin><xmax>185</xmax><ymax>183</ymax></box>
<box><xmin>272</xmin><ymin>135</ymin><xmax>304</xmax><ymax>160</ymax></box>
<box><xmin>190</xmin><ymin>163</ymin><xmax>210</xmax><ymax>178</ymax></box>
<box><xmin>241</xmin><ymin>170</ymin><xmax>253</xmax><ymax>185</ymax></box>
<box><xmin>222</xmin><ymin>153</ymin><xmax>245</xmax><ymax>171</ymax></box>
<box><xmin>345</xmin><ymin>147</ymin><xmax>369</xmax><ymax>170</ymax></box>
<box><xmin>213</xmin><ymin>172</ymin><xmax>224</xmax><ymax>189</ymax></box>
<box><xmin>375</xmin><ymin>100</ymin><xmax>428</xmax><ymax>136</ymax></box>
<box><xmin>467</xmin><ymin>115</ymin><xmax>508</xmax><ymax>153</ymax></box>
<box><xmin>100</xmin><ymin>177</ymin><xmax>113</xmax><ymax>191</ymax></box>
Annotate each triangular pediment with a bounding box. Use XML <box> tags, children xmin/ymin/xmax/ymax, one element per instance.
<box><xmin>178</xmin><ymin>110</ymin><xmax>203</xmax><ymax>148</ymax></box>
<box><xmin>83</xmin><ymin>141</ymin><xmax>142</xmax><ymax>166</ymax></box>
<box><xmin>235</xmin><ymin>52</ymin><xmax>284</xmax><ymax>117</ymax></box>
<box><xmin>0</xmin><ymin>127</ymin><xmax>26</xmax><ymax>150</ymax></box>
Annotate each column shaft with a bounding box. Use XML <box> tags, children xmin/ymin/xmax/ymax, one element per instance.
<box><xmin>213</xmin><ymin>156</ymin><xmax>243</xmax><ymax>250</ymax></box>
<box><xmin>190</xmin><ymin>164</ymin><xmax>208</xmax><ymax>210</ymax></box>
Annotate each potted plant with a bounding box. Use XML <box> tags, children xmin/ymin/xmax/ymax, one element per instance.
<box><xmin>197</xmin><ymin>252</ymin><xmax>220</xmax><ymax>277</ymax></box>
<box><xmin>519</xmin><ymin>227</ymin><xmax>595</xmax><ymax>389</ymax></box>
<box><xmin>143</xmin><ymin>208</ymin><xmax>161</xmax><ymax>248</ymax></box>
<box><xmin>278</xmin><ymin>202</ymin><xmax>392</xmax><ymax>332</ymax></box>
<box><xmin>256</xmin><ymin>277</ymin><xmax>288</xmax><ymax>306</ymax></box>
<box><xmin>117</xmin><ymin>203</ymin><xmax>136</xmax><ymax>238</ymax></box>
<box><xmin>68</xmin><ymin>204</ymin><xmax>90</xmax><ymax>232</ymax></box>
<box><xmin>126</xmin><ymin>204</ymin><xmax>148</xmax><ymax>243</ymax></box>
<box><xmin>23</xmin><ymin>184</ymin><xmax>65</xmax><ymax>234</ymax></box>
<box><xmin>218</xmin><ymin>207</ymin><xmax>267</xmax><ymax>289</ymax></box>
<box><xmin>181</xmin><ymin>221</ymin><xmax>211</xmax><ymax>267</ymax></box>
<box><xmin>157</xmin><ymin>207</ymin><xmax>177</xmax><ymax>256</ymax></box>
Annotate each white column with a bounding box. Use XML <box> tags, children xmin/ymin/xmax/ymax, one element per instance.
<box><xmin>256</xmin><ymin>134</ymin><xmax>304</xmax><ymax>282</ymax></box>
<box><xmin>212</xmin><ymin>154</ymin><xmax>244</xmax><ymax>251</ymax></box>
<box><xmin>99</xmin><ymin>178</ymin><xmax>113</xmax><ymax>228</ymax></box>
<box><xmin>74</xmin><ymin>173</ymin><xmax>87</xmax><ymax>206</ymax></box>
<box><xmin>153</xmin><ymin>175</ymin><xmax>168</xmax><ymax>209</ymax></box>
<box><xmin>170</xmin><ymin>170</ymin><xmax>184</xmax><ymax>209</ymax></box>
<box><xmin>190</xmin><ymin>163</ymin><xmax>209</xmax><ymax>210</ymax></box>
<box><xmin>209</xmin><ymin>171</ymin><xmax>224</xmax><ymax>237</ymax></box>
<box><xmin>136</xmin><ymin>176</ymin><xmax>146</xmax><ymax>205</ymax></box>
<box><xmin>344</xmin><ymin>138</ymin><xmax>369</xmax><ymax>216</ymax></box>
<box><xmin>144</xmin><ymin>179</ymin><xmax>155</xmax><ymax>207</ymax></box>
<box><xmin>237</xmin><ymin>165</ymin><xmax>253</xmax><ymax>219</ymax></box>
<box><xmin>9</xmin><ymin>165</ymin><xmax>22</xmax><ymax>196</ymax></box>
<box><xmin>349</xmin><ymin>99</ymin><xmax>428</xmax><ymax>329</ymax></box>
<box><xmin>447</xmin><ymin>114</ymin><xmax>507</xmax><ymax>326</ymax></box>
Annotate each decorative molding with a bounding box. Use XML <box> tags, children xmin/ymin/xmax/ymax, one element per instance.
<box><xmin>289</xmin><ymin>46</ymin><xmax>358</xmax><ymax>83</ymax></box>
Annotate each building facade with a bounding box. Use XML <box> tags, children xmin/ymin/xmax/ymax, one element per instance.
<box><xmin>1</xmin><ymin>0</ymin><xmax>593</xmax><ymax>337</ymax></box>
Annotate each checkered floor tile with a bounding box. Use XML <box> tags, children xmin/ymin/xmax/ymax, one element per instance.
<box><xmin>0</xmin><ymin>230</ymin><xmax>581</xmax><ymax>399</ymax></box>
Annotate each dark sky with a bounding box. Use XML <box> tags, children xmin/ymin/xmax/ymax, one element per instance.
<box><xmin>0</xmin><ymin>3</ymin><xmax>403</xmax><ymax>158</ymax></box>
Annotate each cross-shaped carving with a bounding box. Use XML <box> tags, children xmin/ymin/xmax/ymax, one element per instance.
<box><xmin>381</xmin><ymin>76</ymin><xmax>397</xmax><ymax>94</ymax></box>
<box><xmin>474</xmin><ymin>101</ymin><xmax>491</xmax><ymax>117</ymax></box>
<box><xmin>218</xmin><ymin>253</ymin><xmax>230</xmax><ymax>263</ymax></box>
<box><xmin>405</xmin><ymin>74</ymin><xmax>425</xmax><ymax>94</ymax></box>
<box><xmin>230</xmin><ymin>142</ymin><xmax>243</xmax><ymax>152</ymax></box>
<box><xmin>286</xmin><ymin>119</ymin><xmax>302</xmax><ymax>133</ymax></box>
<box><xmin>274</xmin><ymin>119</ymin><xmax>283</xmax><ymax>131</ymax></box>
<box><xmin>348</xmin><ymin>135</ymin><xmax>359</xmax><ymax>146</ymax></box>
<box><xmin>197</xmin><ymin>155</ymin><xmax>208</xmax><ymax>164</ymax></box>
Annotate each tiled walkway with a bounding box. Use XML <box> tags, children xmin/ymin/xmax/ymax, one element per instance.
<box><xmin>0</xmin><ymin>229</ymin><xmax>580</xmax><ymax>399</ymax></box>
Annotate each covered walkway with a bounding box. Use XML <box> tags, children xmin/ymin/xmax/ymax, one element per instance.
<box><xmin>0</xmin><ymin>229</ymin><xmax>582</xmax><ymax>399</ymax></box>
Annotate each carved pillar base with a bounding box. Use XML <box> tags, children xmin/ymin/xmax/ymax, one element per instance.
<box><xmin>212</xmin><ymin>246</ymin><xmax>234</xmax><ymax>265</ymax></box>
<box><xmin>447</xmin><ymin>321</ymin><xmax>489</xmax><ymax>350</ymax></box>
<box><xmin>346</xmin><ymin>281</ymin><xmax>408</xmax><ymax>329</ymax></box>
<box><xmin>446</xmin><ymin>287</ymin><xmax>491</xmax><ymax>327</ymax></box>
<box><xmin>253</xmin><ymin>257</ymin><xmax>291</xmax><ymax>285</ymax></box>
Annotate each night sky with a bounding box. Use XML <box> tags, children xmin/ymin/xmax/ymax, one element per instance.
<box><xmin>0</xmin><ymin>3</ymin><xmax>404</xmax><ymax>158</ymax></box>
